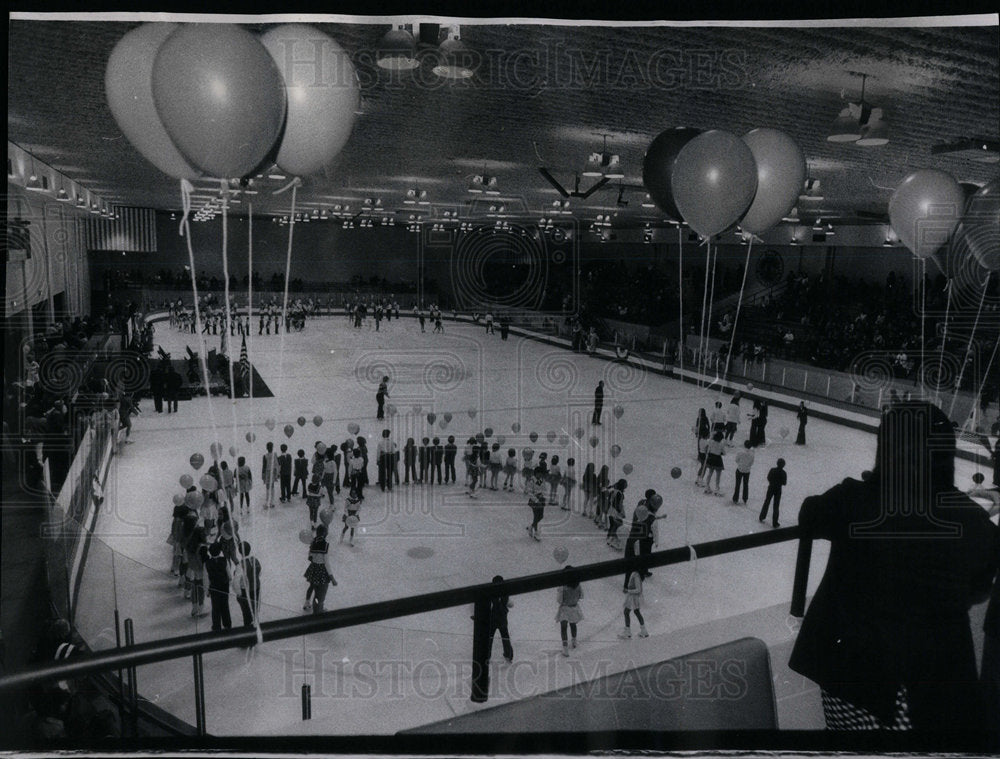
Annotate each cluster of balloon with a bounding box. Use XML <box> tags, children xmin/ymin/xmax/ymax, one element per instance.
<box><xmin>297</xmin><ymin>416</ymin><xmax>306</xmax><ymax>427</ymax></box>
<box><xmin>529</xmin><ymin>431</ymin><xmax>539</xmax><ymax>443</ymax></box>
<box><xmin>553</xmin><ymin>545</ymin><xmax>569</xmax><ymax>564</ymax></box>
<box><xmin>670</xmin><ymin>466</ymin><xmax>683</xmax><ymax>479</ymax></box>
<box><xmin>345</xmin><ymin>514</ymin><xmax>360</xmax><ymax>528</ymax></box>
<box><xmin>347</xmin><ymin>422</ymin><xmax>360</xmax><ymax>435</ymax></box>
<box><xmin>484</xmin><ymin>427</ymin><xmax>494</xmax><ymax>438</ymax></box>
<box><xmin>180</xmin><ymin>474</ymin><xmax>194</xmax><ymax>488</ymax></box>
<box><xmin>264</xmin><ymin>418</ymin><xmax>276</xmax><ymax>431</ymax></box>
<box><xmin>106</xmin><ymin>23</ymin><xmax>358</xmax><ymax>181</ymax></box>
<box><xmin>319</xmin><ymin>508</ymin><xmax>334</xmax><ymax>526</ymax></box>
<box><xmin>313</xmin><ymin>415</ymin><xmax>323</xmax><ymax>427</ymax></box>
<box><xmin>229</xmin><ymin>446</ymin><xmax>238</xmax><ymax>457</ymax></box>
<box><xmin>610</xmin><ymin>444</ymin><xmax>622</xmax><ymax>458</ymax></box>
<box><xmin>558</xmin><ymin>434</ymin><xmax>569</xmax><ymax>447</ymax></box>
<box><xmin>220</xmin><ymin>521</ymin><xmax>235</xmax><ymax>540</ymax></box>
<box><xmin>387</xmin><ymin>405</ymin><xmax>397</xmax><ymax>417</ymax></box>
<box><xmin>199</xmin><ymin>474</ymin><xmax>218</xmax><ymax>491</ymax></box>
<box><xmin>172</xmin><ymin>494</ymin><xmax>185</xmax><ymax>506</ymax></box>
<box><xmin>189</xmin><ymin>453</ymin><xmax>204</xmax><ymax>470</ymax></box>
<box><xmin>185</xmin><ymin>490</ymin><xmax>204</xmax><ymax>509</ymax></box>
<box><xmin>316</xmin><ymin>443</ymin><xmax>327</xmax><ymax>455</ymax></box>
<box><xmin>209</xmin><ymin>443</ymin><xmax>223</xmax><ymax>460</ymax></box>
<box><xmin>284</xmin><ymin>424</ymin><xmax>295</xmax><ymax>438</ymax></box>
<box><xmin>613</xmin><ymin>405</ymin><xmax>625</xmax><ymax>420</ymax></box>
<box><xmin>511</xmin><ymin>422</ymin><xmax>521</xmax><ymax>434</ymax></box>
<box><xmin>546</xmin><ymin>431</ymin><xmax>556</xmax><ymax>443</ymax></box>
<box><xmin>413</xmin><ymin>405</ymin><xmax>423</xmax><ymax>415</ymax></box>
<box><xmin>497</xmin><ymin>435</ymin><xmax>506</xmax><ymax>446</ymax></box>
<box><xmin>949</xmin><ymin>178</ymin><xmax>1000</xmax><ymax>272</ymax></box>
<box><xmin>468</xmin><ymin>408</ymin><xmax>478</xmax><ymax>419</ymax></box>
<box><xmin>427</xmin><ymin>413</ymin><xmax>437</xmax><ymax>425</ymax></box>
<box><xmin>889</xmin><ymin>169</ymin><xmax>965</xmax><ymax>260</ymax></box>
<box><xmin>245</xmin><ymin>431</ymin><xmax>256</xmax><ymax>443</ymax></box>
<box><xmin>299</xmin><ymin>529</ymin><xmax>313</xmax><ymax>545</ymax></box>
<box><xmin>574</xmin><ymin>427</ymin><xmax>585</xmax><ymax>439</ymax></box>
<box><xmin>622</xmin><ymin>463</ymin><xmax>634</xmax><ymax>475</ymax></box>
<box><xmin>439</xmin><ymin>419</ymin><xmax>448</xmax><ymax>430</ymax></box>
<box><xmin>588</xmin><ymin>436</ymin><xmax>599</xmax><ymax>448</ymax></box>
<box><xmin>643</xmin><ymin>127</ymin><xmax>803</xmax><ymax>238</ymax></box>
<box><xmin>444</xmin><ymin>413</ymin><xmax>453</xmax><ymax>423</ymax></box>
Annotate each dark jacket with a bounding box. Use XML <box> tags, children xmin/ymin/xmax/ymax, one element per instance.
<box><xmin>788</xmin><ymin>477</ymin><xmax>997</xmax><ymax>728</ymax></box>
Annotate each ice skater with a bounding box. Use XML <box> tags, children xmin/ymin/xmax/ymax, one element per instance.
<box><xmin>606</xmin><ymin>478</ymin><xmax>627</xmax><ymax>550</ymax></box>
<box><xmin>618</xmin><ymin>565</ymin><xmax>649</xmax><ymax>639</ymax></box>
<box><xmin>339</xmin><ymin>485</ymin><xmax>362</xmax><ymax>546</ymax></box>
<box><xmin>592</xmin><ymin>381</ymin><xmax>604</xmax><ymax>425</ymax></box>
<box><xmin>561</xmin><ymin>457</ymin><xmax>576</xmax><ymax>511</ymax></box>
<box><xmin>759</xmin><ymin>458</ymin><xmax>787</xmax><ymax>528</ymax></box>
<box><xmin>555</xmin><ymin>568</ymin><xmax>583</xmax><ymax>656</ymax></box>
<box><xmin>303</xmin><ymin>525</ymin><xmax>337</xmax><ymax>612</ymax></box>
<box><xmin>376</xmin><ymin>376</ymin><xmax>389</xmax><ymax>420</ymax></box>
<box><xmin>796</xmin><ymin>402</ymin><xmax>808</xmax><ymax>445</ymax></box>
<box><xmin>526</xmin><ymin>466</ymin><xmax>547</xmax><ymax>539</ymax></box>
<box><xmin>235</xmin><ymin>456</ymin><xmax>252</xmax><ymax>513</ymax></box>
<box><xmin>732</xmin><ymin>440</ymin><xmax>755</xmax><ymax>505</ymax></box>
<box><xmin>703</xmin><ymin>431</ymin><xmax>726</xmax><ymax>496</ymax></box>
<box><xmin>502</xmin><ymin>447</ymin><xmax>518</xmax><ymax>492</ymax></box>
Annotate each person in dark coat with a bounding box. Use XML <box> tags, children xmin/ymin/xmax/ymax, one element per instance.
<box><xmin>278</xmin><ymin>444</ymin><xmax>293</xmax><ymax>503</ymax></box>
<box><xmin>236</xmin><ymin>541</ymin><xmax>262</xmax><ymax>631</ymax></box>
<box><xmin>376</xmin><ymin>376</ymin><xmax>389</xmax><ymax>420</ymax></box>
<box><xmin>795</xmin><ymin>401</ymin><xmax>808</xmax><ymax>445</ymax></box>
<box><xmin>202</xmin><ymin>542</ymin><xmax>232</xmax><ymax>631</ymax></box>
<box><xmin>789</xmin><ymin>402</ymin><xmax>997</xmax><ymax>731</ymax></box>
<box><xmin>165</xmin><ymin>366</ymin><xmax>182</xmax><ymax>413</ymax></box>
<box><xmin>592</xmin><ymin>380</ymin><xmax>604</xmax><ymax>425</ymax></box>
<box><xmin>622</xmin><ymin>492</ymin><xmax>666</xmax><ymax>587</ymax></box>
<box><xmin>489</xmin><ymin>575</ymin><xmax>514</xmax><ymax>662</ymax></box>
<box><xmin>150</xmin><ymin>366</ymin><xmax>164</xmax><ymax>413</ymax></box>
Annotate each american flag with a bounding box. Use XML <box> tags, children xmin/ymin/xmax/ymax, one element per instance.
<box><xmin>239</xmin><ymin>335</ymin><xmax>250</xmax><ymax>387</ymax></box>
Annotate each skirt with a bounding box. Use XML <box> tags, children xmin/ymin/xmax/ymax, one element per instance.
<box><xmin>706</xmin><ymin>453</ymin><xmax>724</xmax><ymax>470</ymax></box>
<box><xmin>521</xmin><ymin>466</ymin><xmax>534</xmax><ymax>480</ymax></box>
<box><xmin>624</xmin><ymin>594</ymin><xmax>642</xmax><ymax>611</ymax></box>
<box><xmin>555</xmin><ymin>604</ymin><xmax>583</xmax><ymax>623</ymax></box>
<box><xmin>304</xmin><ymin>561</ymin><xmax>331</xmax><ymax>586</ymax></box>
<box><xmin>562</xmin><ymin>477</ymin><xmax>576</xmax><ymax>489</ymax></box>
<box><xmin>503</xmin><ymin>463</ymin><xmax>517</xmax><ymax>475</ymax></box>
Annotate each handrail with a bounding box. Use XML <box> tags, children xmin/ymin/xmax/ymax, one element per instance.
<box><xmin>0</xmin><ymin>525</ymin><xmax>806</xmax><ymax>693</ymax></box>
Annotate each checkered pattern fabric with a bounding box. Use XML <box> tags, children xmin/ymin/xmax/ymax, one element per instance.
<box><xmin>821</xmin><ymin>685</ymin><xmax>912</xmax><ymax>730</ymax></box>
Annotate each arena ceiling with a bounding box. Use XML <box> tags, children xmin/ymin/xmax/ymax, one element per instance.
<box><xmin>7</xmin><ymin>16</ymin><xmax>1000</xmax><ymax>228</ymax></box>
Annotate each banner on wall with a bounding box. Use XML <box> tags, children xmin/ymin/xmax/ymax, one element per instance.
<box><xmin>86</xmin><ymin>206</ymin><xmax>156</xmax><ymax>252</ymax></box>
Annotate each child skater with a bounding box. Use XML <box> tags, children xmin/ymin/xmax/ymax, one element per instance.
<box><xmin>526</xmin><ymin>466</ymin><xmax>547</xmax><ymax>540</ymax></box>
<box><xmin>306</xmin><ymin>481</ymin><xmax>322</xmax><ymax>528</ymax></box>
<box><xmin>465</xmin><ymin>438</ymin><xmax>481</xmax><ymax>498</ymax></box>
<box><xmin>596</xmin><ymin>465</ymin><xmax>611</xmax><ymax>528</ymax></box>
<box><xmin>403</xmin><ymin>437</ymin><xmax>417</xmax><ymax>484</ymax></box>
<box><xmin>235</xmin><ymin>456</ymin><xmax>252</xmax><ymax>513</ymax></box>
<box><xmin>303</xmin><ymin>524</ymin><xmax>337</xmax><ymax>613</ymax></box>
<box><xmin>695</xmin><ymin>431</ymin><xmax>710</xmax><ymax>486</ymax></box>
<box><xmin>703</xmin><ymin>430</ymin><xmax>726</xmax><ymax>496</ymax></box>
<box><xmin>340</xmin><ymin>484</ymin><xmax>362</xmax><ymax>546</ymax></box>
<box><xmin>619</xmin><ymin>563</ymin><xmax>649</xmax><ymax>639</ymax></box>
<box><xmin>322</xmin><ymin>446</ymin><xmax>339</xmax><ymax>503</ymax></box>
<box><xmin>548</xmin><ymin>455</ymin><xmax>562</xmax><ymax>506</ymax></box>
<box><xmin>292</xmin><ymin>450</ymin><xmax>308</xmax><ymax>498</ymax></box>
<box><xmin>521</xmin><ymin>446</ymin><xmax>535</xmax><ymax>493</ymax></box>
<box><xmin>219</xmin><ymin>460</ymin><xmax>235</xmax><ymax>511</ymax></box>
<box><xmin>561</xmin><ymin>457</ymin><xmax>576</xmax><ymax>511</ymax></box>
<box><xmin>502</xmin><ymin>447</ymin><xmax>518</xmax><ymax>492</ymax></box>
<box><xmin>606</xmin><ymin>479</ymin><xmax>627</xmax><ymax>550</ymax></box>
<box><xmin>555</xmin><ymin>567</ymin><xmax>583</xmax><ymax>656</ymax></box>
<box><xmin>489</xmin><ymin>443</ymin><xmax>503</xmax><ymax>491</ymax></box>
<box><xmin>444</xmin><ymin>436</ymin><xmax>458</xmax><ymax>485</ymax></box>
<box><xmin>581</xmin><ymin>462</ymin><xmax>598</xmax><ymax>518</ymax></box>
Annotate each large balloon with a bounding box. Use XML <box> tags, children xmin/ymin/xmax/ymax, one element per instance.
<box><xmin>739</xmin><ymin>128</ymin><xmax>806</xmax><ymax>234</ymax></box>
<box><xmin>671</xmin><ymin>130</ymin><xmax>758</xmax><ymax>239</ymax></box>
<box><xmin>105</xmin><ymin>23</ymin><xmax>200</xmax><ymax>180</ymax></box>
<box><xmin>643</xmin><ymin>128</ymin><xmax>702</xmax><ymax>222</ymax></box>
<box><xmin>888</xmin><ymin>169</ymin><xmax>965</xmax><ymax>259</ymax></box>
<box><xmin>152</xmin><ymin>24</ymin><xmax>287</xmax><ymax>178</ymax></box>
<box><xmin>260</xmin><ymin>25</ymin><xmax>359</xmax><ymax>177</ymax></box>
<box><xmin>954</xmin><ymin>178</ymin><xmax>1000</xmax><ymax>272</ymax></box>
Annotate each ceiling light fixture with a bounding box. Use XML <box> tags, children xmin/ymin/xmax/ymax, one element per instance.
<box><xmin>583</xmin><ymin>135</ymin><xmax>624</xmax><ymax>179</ymax></box>
<box><xmin>377</xmin><ymin>25</ymin><xmax>419</xmax><ymax>70</ymax></box>
<box><xmin>828</xmin><ymin>73</ymin><xmax>890</xmax><ymax>146</ymax></box>
<box><xmin>25</xmin><ymin>156</ymin><xmax>47</xmax><ymax>192</ymax></box>
<box><xmin>432</xmin><ymin>26</ymin><xmax>476</xmax><ymax>79</ymax></box>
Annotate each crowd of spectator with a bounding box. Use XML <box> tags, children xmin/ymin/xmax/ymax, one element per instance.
<box><xmin>105</xmin><ymin>267</ymin><xmax>420</xmax><ymax>296</ymax></box>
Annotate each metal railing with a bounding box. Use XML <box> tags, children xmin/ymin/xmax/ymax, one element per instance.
<box><xmin>0</xmin><ymin>525</ymin><xmax>811</xmax><ymax>735</ymax></box>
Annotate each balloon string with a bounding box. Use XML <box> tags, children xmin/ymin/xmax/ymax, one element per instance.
<box><xmin>178</xmin><ymin>179</ymin><xmax>194</xmax><ymax>237</ymax></box>
<box><xmin>220</xmin><ymin>181</ymin><xmax>239</xmax><ymax>439</ymax></box>
<box><xmin>245</xmin><ymin>200</ymin><xmax>263</xmax><ymax>646</ymax></box>
<box><xmin>718</xmin><ymin>236</ymin><xmax>754</xmax><ymax>394</ymax></box>
<box><xmin>272</xmin><ymin>176</ymin><xmax>302</xmax><ymax>196</ymax></box>
<box><xmin>936</xmin><ymin>279</ymin><xmax>953</xmax><ymax>406</ymax></box>
<box><xmin>697</xmin><ymin>241</ymin><xmax>711</xmax><ymax>388</ymax></box>
<box><xmin>179</xmin><ymin>179</ymin><xmax>222</xmax><ymax>488</ymax></box>
<box><xmin>703</xmin><ymin>242</ymin><xmax>719</xmax><ymax>382</ymax></box>
<box><xmin>677</xmin><ymin>225</ymin><xmax>684</xmax><ymax>379</ymax></box>
<box><xmin>920</xmin><ymin>258</ymin><xmax>926</xmax><ymax>390</ymax></box>
<box><xmin>276</xmin><ymin>182</ymin><xmax>298</xmax><ymax>416</ymax></box>
<box><xmin>970</xmin><ymin>314</ymin><xmax>1000</xmax><ymax>436</ymax></box>
<box><xmin>948</xmin><ymin>275</ymin><xmax>991</xmax><ymax>419</ymax></box>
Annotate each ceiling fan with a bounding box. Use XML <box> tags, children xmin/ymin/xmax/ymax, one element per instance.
<box><xmin>537</xmin><ymin>168</ymin><xmax>609</xmax><ymax>199</ymax></box>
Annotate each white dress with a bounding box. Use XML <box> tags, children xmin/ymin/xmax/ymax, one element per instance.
<box><xmin>555</xmin><ymin>585</ymin><xmax>584</xmax><ymax>623</ymax></box>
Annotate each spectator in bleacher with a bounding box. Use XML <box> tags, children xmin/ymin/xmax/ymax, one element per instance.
<box><xmin>789</xmin><ymin>402</ymin><xmax>997</xmax><ymax>730</ymax></box>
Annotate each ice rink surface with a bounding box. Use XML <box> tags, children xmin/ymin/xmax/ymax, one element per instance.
<box><xmin>77</xmin><ymin>315</ymin><xmax>990</xmax><ymax>735</ymax></box>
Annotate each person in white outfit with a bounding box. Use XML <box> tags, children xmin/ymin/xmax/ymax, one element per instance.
<box><xmin>619</xmin><ymin>567</ymin><xmax>648</xmax><ymax>639</ymax></box>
